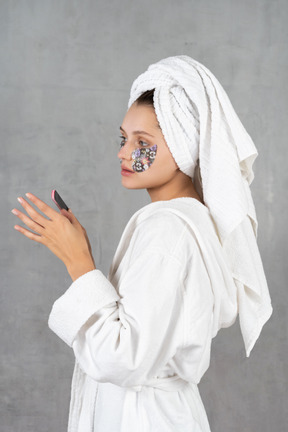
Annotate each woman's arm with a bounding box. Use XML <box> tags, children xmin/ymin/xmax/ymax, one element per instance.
<box><xmin>13</xmin><ymin>195</ymin><xmax>212</xmax><ymax>387</ymax></box>
<box><xmin>48</xmin><ymin>248</ymin><xmax>187</xmax><ymax>387</ymax></box>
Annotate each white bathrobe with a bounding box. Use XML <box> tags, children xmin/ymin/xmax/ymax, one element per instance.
<box><xmin>48</xmin><ymin>197</ymin><xmax>239</xmax><ymax>432</ymax></box>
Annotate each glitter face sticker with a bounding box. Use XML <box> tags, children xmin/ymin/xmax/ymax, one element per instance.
<box><xmin>131</xmin><ymin>145</ymin><xmax>157</xmax><ymax>173</ymax></box>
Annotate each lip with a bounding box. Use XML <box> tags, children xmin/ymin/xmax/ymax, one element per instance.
<box><xmin>121</xmin><ymin>165</ymin><xmax>134</xmax><ymax>172</ymax></box>
<box><xmin>121</xmin><ymin>168</ymin><xmax>135</xmax><ymax>176</ymax></box>
<box><xmin>121</xmin><ymin>165</ymin><xmax>134</xmax><ymax>173</ymax></box>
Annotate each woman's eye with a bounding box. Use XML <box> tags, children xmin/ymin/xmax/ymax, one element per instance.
<box><xmin>119</xmin><ymin>136</ymin><xmax>150</xmax><ymax>148</ymax></box>
<box><xmin>139</xmin><ymin>140</ymin><xmax>149</xmax><ymax>147</ymax></box>
<box><xmin>119</xmin><ymin>135</ymin><xmax>126</xmax><ymax>147</ymax></box>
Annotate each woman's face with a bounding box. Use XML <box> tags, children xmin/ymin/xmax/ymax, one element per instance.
<box><xmin>118</xmin><ymin>102</ymin><xmax>179</xmax><ymax>192</ymax></box>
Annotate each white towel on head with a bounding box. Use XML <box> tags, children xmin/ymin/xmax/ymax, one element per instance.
<box><xmin>128</xmin><ymin>55</ymin><xmax>272</xmax><ymax>357</ymax></box>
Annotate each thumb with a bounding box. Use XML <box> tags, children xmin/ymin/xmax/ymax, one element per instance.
<box><xmin>60</xmin><ymin>208</ymin><xmax>76</xmax><ymax>224</ymax></box>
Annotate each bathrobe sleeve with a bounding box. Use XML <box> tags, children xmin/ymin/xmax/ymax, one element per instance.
<box><xmin>48</xmin><ymin>219</ymin><xmax>200</xmax><ymax>387</ymax></box>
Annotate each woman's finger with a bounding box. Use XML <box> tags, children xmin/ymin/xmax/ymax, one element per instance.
<box><xmin>24</xmin><ymin>193</ymin><xmax>60</xmax><ymax>220</ymax></box>
<box><xmin>17</xmin><ymin>197</ymin><xmax>50</xmax><ymax>227</ymax></box>
<box><xmin>13</xmin><ymin>224</ymin><xmax>44</xmax><ymax>243</ymax></box>
<box><xmin>11</xmin><ymin>208</ymin><xmax>45</xmax><ymax>233</ymax></box>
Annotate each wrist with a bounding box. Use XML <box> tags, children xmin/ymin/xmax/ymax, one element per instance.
<box><xmin>66</xmin><ymin>255</ymin><xmax>96</xmax><ymax>282</ymax></box>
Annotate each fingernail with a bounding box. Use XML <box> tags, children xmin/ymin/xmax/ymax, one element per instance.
<box><xmin>25</xmin><ymin>193</ymin><xmax>32</xmax><ymax>198</ymax></box>
<box><xmin>17</xmin><ymin>197</ymin><xmax>23</xmax><ymax>204</ymax></box>
<box><xmin>11</xmin><ymin>209</ymin><xmax>18</xmax><ymax>215</ymax></box>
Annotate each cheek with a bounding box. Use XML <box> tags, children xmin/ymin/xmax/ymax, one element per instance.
<box><xmin>131</xmin><ymin>145</ymin><xmax>157</xmax><ymax>173</ymax></box>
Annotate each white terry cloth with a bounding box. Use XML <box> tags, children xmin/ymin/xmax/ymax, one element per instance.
<box><xmin>127</xmin><ymin>55</ymin><xmax>272</xmax><ymax>356</ymax></box>
<box><xmin>49</xmin><ymin>197</ymin><xmax>239</xmax><ymax>432</ymax></box>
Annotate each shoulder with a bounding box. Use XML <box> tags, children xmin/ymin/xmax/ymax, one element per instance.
<box><xmin>129</xmin><ymin>208</ymin><xmax>196</xmax><ymax>261</ymax></box>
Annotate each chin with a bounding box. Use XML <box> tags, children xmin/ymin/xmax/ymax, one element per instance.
<box><xmin>121</xmin><ymin>172</ymin><xmax>158</xmax><ymax>189</ymax></box>
<box><xmin>121</xmin><ymin>178</ymin><xmax>149</xmax><ymax>190</ymax></box>
<box><xmin>121</xmin><ymin>184</ymin><xmax>145</xmax><ymax>190</ymax></box>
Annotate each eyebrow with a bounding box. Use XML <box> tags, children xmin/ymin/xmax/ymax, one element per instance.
<box><xmin>119</xmin><ymin>126</ymin><xmax>155</xmax><ymax>138</ymax></box>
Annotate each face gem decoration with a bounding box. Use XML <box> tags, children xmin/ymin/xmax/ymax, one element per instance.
<box><xmin>131</xmin><ymin>145</ymin><xmax>157</xmax><ymax>173</ymax></box>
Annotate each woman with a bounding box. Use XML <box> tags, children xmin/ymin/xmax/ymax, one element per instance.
<box><xmin>12</xmin><ymin>55</ymin><xmax>272</xmax><ymax>432</ymax></box>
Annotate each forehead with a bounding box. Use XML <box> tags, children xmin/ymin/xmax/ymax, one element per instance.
<box><xmin>121</xmin><ymin>103</ymin><xmax>160</xmax><ymax>131</ymax></box>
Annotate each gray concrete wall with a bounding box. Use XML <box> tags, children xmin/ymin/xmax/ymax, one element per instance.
<box><xmin>1</xmin><ymin>0</ymin><xmax>286</xmax><ymax>431</ymax></box>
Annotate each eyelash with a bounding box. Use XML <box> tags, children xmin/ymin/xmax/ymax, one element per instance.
<box><xmin>119</xmin><ymin>135</ymin><xmax>149</xmax><ymax>148</ymax></box>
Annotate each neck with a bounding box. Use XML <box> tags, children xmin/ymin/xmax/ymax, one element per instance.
<box><xmin>147</xmin><ymin>174</ymin><xmax>203</xmax><ymax>204</ymax></box>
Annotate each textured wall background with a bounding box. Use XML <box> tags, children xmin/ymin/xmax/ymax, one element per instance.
<box><xmin>1</xmin><ymin>0</ymin><xmax>286</xmax><ymax>431</ymax></box>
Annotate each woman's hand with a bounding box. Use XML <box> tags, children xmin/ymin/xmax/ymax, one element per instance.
<box><xmin>11</xmin><ymin>193</ymin><xmax>96</xmax><ymax>281</ymax></box>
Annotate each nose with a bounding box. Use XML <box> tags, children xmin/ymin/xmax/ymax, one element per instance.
<box><xmin>117</xmin><ymin>140</ymin><xmax>133</xmax><ymax>161</ymax></box>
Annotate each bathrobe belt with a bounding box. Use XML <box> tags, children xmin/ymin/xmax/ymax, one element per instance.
<box><xmin>128</xmin><ymin>375</ymin><xmax>191</xmax><ymax>392</ymax></box>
